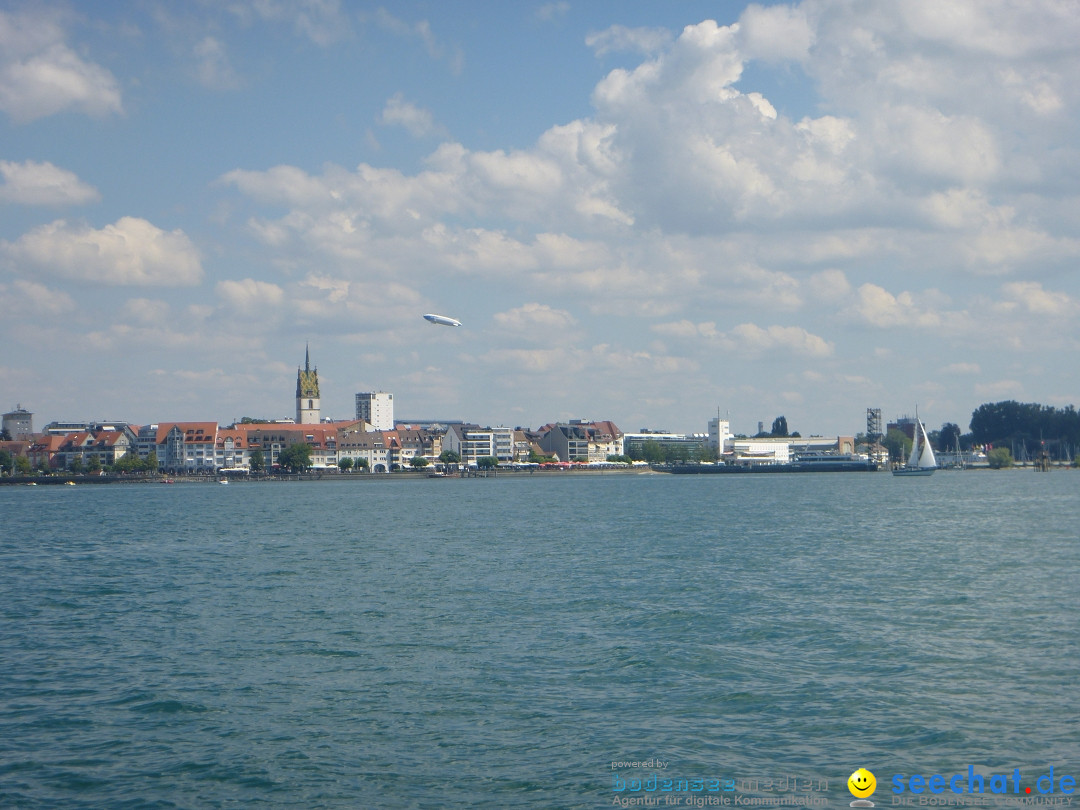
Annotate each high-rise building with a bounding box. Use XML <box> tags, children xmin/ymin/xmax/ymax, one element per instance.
<box><xmin>295</xmin><ymin>346</ymin><xmax>321</xmax><ymax>424</ymax></box>
<box><xmin>707</xmin><ymin>415</ymin><xmax>732</xmax><ymax>457</ymax></box>
<box><xmin>2</xmin><ymin>405</ymin><xmax>33</xmax><ymax>440</ymax></box>
<box><xmin>355</xmin><ymin>392</ymin><xmax>393</xmax><ymax>431</ymax></box>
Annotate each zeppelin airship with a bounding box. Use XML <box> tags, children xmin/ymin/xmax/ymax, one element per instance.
<box><xmin>423</xmin><ymin>313</ymin><xmax>462</xmax><ymax>327</ymax></box>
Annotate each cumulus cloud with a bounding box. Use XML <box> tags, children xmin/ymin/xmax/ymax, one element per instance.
<box><xmin>0</xmin><ymin>279</ymin><xmax>76</xmax><ymax>317</ymax></box>
<box><xmin>2</xmin><ymin>217</ymin><xmax>203</xmax><ymax>286</ymax></box>
<box><xmin>0</xmin><ymin>160</ymin><xmax>99</xmax><ymax>205</ymax></box>
<box><xmin>0</xmin><ymin>10</ymin><xmax>122</xmax><ymax>122</ymax></box>
<box><xmin>216</xmin><ymin>278</ymin><xmax>285</xmax><ymax>312</ymax></box>
<box><xmin>494</xmin><ymin>302</ymin><xmax>577</xmax><ymax>332</ymax></box>
<box><xmin>728</xmin><ymin>323</ymin><xmax>833</xmax><ymax>357</ymax></box>
<box><xmin>1001</xmin><ymin>281</ymin><xmax>1077</xmax><ymax>317</ymax></box>
<box><xmin>737</xmin><ymin>3</ymin><xmax>814</xmax><ymax>62</ymax></box>
<box><xmin>379</xmin><ymin>94</ymin><xmax>439</xmax><ymax>138</ymax></box>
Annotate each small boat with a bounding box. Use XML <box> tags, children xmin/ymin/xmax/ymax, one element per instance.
<box><xmin>893</xmin><ymin>410</ymin><xmax>936</xmax><ymax>476</ymax></box>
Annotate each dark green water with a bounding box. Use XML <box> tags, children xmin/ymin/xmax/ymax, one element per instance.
<box><xmin>2</xmin><ymin>472</ymin><xmax>1078</xmax><ymax>808</ymax></box>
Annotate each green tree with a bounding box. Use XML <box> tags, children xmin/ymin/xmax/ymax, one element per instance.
<box><xmin>606</xmin><ymin>454</ymin><xmax>632</xmax><ymax>465</ymax></box>
<box><xmin>354</xmin><ymin>458</ymin><xmax>369</xmax><ymax>471</ymax></box>
<box><xmin>249</xmin><ymin>448</ymin><xmax>265</xmax><ymax>473</ymax></box>
<box><xmin>641</xmin><ymin>439</ymin><xmax>664</xmax><ymax>465</ymax></box>
<box><xmin>338</xmin><ymin>456</ymin><xmax>354</xmax><ymax>472</ymax></box>
<box><xmin>438</xmin><ymin>450</ymin><xmax>461</xmax><ymax>464</ymax></box>
<box><xmin>239</xmin><ymin>417</ymin><xmax>271</xmax><ymax>424</ymax></box>
<box><xmin>277</xmin><ymin>443</ymin><xmax>312</xmax><ymax>473</ymax></box>
<box><xmin>15</xmin><ymin>455</ymin><xmax>33</xmax><ymax>475</ymax></box>
<box><xmin>882</xmin><ymin>428</ymin><xmax>913</xmax><ymax>463</ymax></box>
<box><xmin>37</xmin><ymin>457</ymin><xmax>51</xmax><ymax>474</ymax></box>
<box><xmin>143</xmin><ymin>451</ymin><xmax>159</xmax><ymax>473</ymax></box>
<box><xmin>770</xmin><ymin>416</ymin><xmax>790</xmax><ymax>437</ymax></box>
<box><xmin>477</xmin><ymin>456</ymin><xmax>499</xmax><ymax>469</ymax></box>
<box><xmin>938</xmin><ymin>422</ymin><xmax>962</xmax><ymax>451</ymax></box>
<box><xmin>527</xmin><ymin>448</ymin><xmax>555</xmax><ymax>464</ymax></box>
<box><xmin>0</xmin><ymin>449</ymin><xmax>13</xmax><ymax>474</ymax></box>
<box><xmin>86</xmin><ymin>456</ymin><xmax>102</xmax><ymax>474</ymax></box>
<box><xmin>409</xmin><ymin>456</ymin><xmax>429</xmax><ymax>468</ymax></box>
<box><xmin>987</xmin><ymin>447</ymin><xmax>1014</xmax><ymax>469</ymax></box>
<box><xmin>70</xmin><ymin>456</ymin><xmax>84</xmax><ymax>474</ymax></box>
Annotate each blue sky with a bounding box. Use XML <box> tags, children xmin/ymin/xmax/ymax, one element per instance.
<box><xmin>2</xmin><ymin>1</ymin><xmax>1079</xmax><ymax>437</ymax></box>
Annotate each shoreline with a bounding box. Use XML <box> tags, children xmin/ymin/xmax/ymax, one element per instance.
<box><xmin>2</xmin><ymin>464</ymin><xmax>1074</xmax><ymax>486</ymax></box>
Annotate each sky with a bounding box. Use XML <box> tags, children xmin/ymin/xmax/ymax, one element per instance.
<box><xmin>2</xmin><ymin>0</ymin><xmax>1079</xmax><ymax>438</ymax></box>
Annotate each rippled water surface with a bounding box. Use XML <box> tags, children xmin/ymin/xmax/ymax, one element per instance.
<box><xmin>2</xmin><ymin>471</ymin><xmax>1078</xmax><ymax>808</ymax></box>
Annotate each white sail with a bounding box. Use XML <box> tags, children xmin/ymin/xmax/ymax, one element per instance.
<box><xmin>907</xmin><ymin>421</ymin><xmax>920</xmax><ymax>469</ymax></box>
<box><xmin>917</xmin><ymin>420</ymin><xmax>937</xmax><ymax>469</ymax></box>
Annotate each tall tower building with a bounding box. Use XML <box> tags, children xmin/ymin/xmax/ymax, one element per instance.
<box><xmin>2</xmin><ymin>405</ymin><xmax>34</xmax><ymax>440</ymax></box>
<box><xmin>355</xmin><ymin>392</ymin><xmax>394</xmax><ymax>431</ymax></box>
<box><xmin>296</xmin><ymin>345</ymin><xmax>321</xmax><ymax>424</ymax></box>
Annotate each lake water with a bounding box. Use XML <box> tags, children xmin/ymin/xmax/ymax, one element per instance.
<box><xmin>2</xmin><ymin>471</ymin><xmax>1078</xmax><ymax>809</ymax></box>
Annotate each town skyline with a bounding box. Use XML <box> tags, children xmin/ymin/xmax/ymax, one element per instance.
<box><xmin>6</xmin><ymin>344</ymin><xmax>955</xmax><ymax>441</ymax></box>
<box><xmin>2</xmin><ymin>2</ymin><xmax>1079</xmax><ymax>437</ymax></box>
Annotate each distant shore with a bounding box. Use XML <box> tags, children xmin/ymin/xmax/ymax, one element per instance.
<box><xmin>2</xmin><ymin>463</ymin><xmax>1075</xmax><ymax>487</ymax></box>
<box><xmin>0</xmin><ymin>466</ymin><xmax>651</xmax><ymax>486</ymax></box>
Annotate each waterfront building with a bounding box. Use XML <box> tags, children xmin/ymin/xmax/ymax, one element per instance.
<box><xmin>150</xmin><ymin>423</ymin><xmax>220</xmax><ymax>473</ymax></box>
<box><xmin>296</xmin><ymin>346</ymin><xmax>321</xmax><ymax>424</ymax></box>
<box><xmin>728</xmin><ymin>437</ymin><xmax>791</xmax><ymax>465</ymax></box>
<box><xmin>2</xmin><ymin>406</ymin><xmax>33</xmax><ymax>441</ymax></box>
<box><xmin>337</xmin><ymin>426</ymin><xmax>392</xmax><ymax>472</ymax></box>
<box><xmin>241</xmin><ymin>422</ymin><xmax>350</xmax><ymax>470</ymax></box>
<box><xmin>54</xmin><ymin>425</ymin><xmax>139</xmax><ymax>470</ymax></box>
<box><xmin>443</xmin><ymin>424</ymin><xmax>516</xmax><ymax>465</ymax></box>
<box><xmin>355</xmin><ymin>392</ymin><xmax>394</xmax><ymax>431</ymax></box>
<box><xmin>622</xmin><ymin>431</ymin><xmax>706</xmax><ymax>461</ymax></box>
<box><xmin>707</xmin><ymin>416</ymin><xmax>732</xmax><ymax>459</ymax></box>
<box><xmin>538</xmin><ymin>423</ymin><xmax>590</xmax><ymax>462</ymax></box>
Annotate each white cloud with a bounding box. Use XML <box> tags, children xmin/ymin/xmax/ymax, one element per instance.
<box><xmin>216</xmin><ymin>279</ymin><xmax>285</xmax><ymax>312</ymax></box>
<box><xmin>975</xmin><ymin>379</ymin><xmax>1024</xmax><ymax>398</ymax></box>
<box><xmin>586</xmin><ymin>25</ymin><xmax>673</xmax><ymax>57</ymax></box>
<box><xmin>0</xmin><ymin>10</ymin><xmax>122</xmax><ymax>122</ymax></box>
<box><xmin>0</xmin><ymin>279</ymin><xmax>75</xmax><ymax>317</ymax></box>
<box><xmin>369</xmin><ymin>8</ymin><xmax>461</xmax><ymax>74</ymax></box>
<box><xmin>3</xmin><ymin>217</ymin><xmax>203</xmax><ymax>286</ymax></box>
<box><xmin>807</xmin><ymin>269</ymin><xmax>851</xmax><ymax>302</ymax></box>
<box><xmin>0</xmin><ymin>160</ymin><xmax>99</xmax><ymax>205</ymax></box>
<box><xmin>494</xmin><ymin>302</ymin><xmax>577</xmax><ymax>332</ymax></box>
<box><xmin>379</xmin><ymin>93</ymin><xmax>438</xmax><ymax>138</ymax></box>
<box><xmin>232</xmin><ymin>0</ymin><xmax>354</xmax><ymax>46</ymax></box>
<box><xmin>728</xmin><ymin>323</ymin><xmax>834</xmax><ymax>357</ymax></box>
<box><xmin>737</xmin><ymin>3</ymin><xmax>813</xmax><ymax>62</ymax></box>
<box><xmin>534</xmin><ymin>3</ymin><xmax>570</xmax><ymax>24</ymax></box>
<box><xmin>1001</xmin><ymin>281</ymin><xmax>1077</xmax><ymax>317</ymax></box>
<box><xmin>940</xmin><ymin>362</ymin><xmax>981</xmax><ymax>376</ymax></box>
<box><xmin>194</xmin><ymin>36</ymin><xmax>241</xmax><ymax>91</ymax></box>
<box><xmin>651</xmin><ymin>320</ymin><xmax>720</xmax><ymax>339</ymax></box>
<box><xmin>123</xmin><ymin>298</ymin><xmax>171</xmax><ymax>326</ymax></box>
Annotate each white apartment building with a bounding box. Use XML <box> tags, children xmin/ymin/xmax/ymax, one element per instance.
<box><xmin>355</xmin><ymin>392</ymin><xmax>394</xmax><ymax>431</ymax></box>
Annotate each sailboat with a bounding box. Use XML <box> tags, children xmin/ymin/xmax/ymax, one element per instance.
<box><xmin>893</xmin><ymin>411</ymin><xmax>936</xmax><ymax>476</ymax></box>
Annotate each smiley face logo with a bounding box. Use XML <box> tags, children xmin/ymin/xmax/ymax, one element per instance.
<box><xmin>848</xmin><ymin>768</ymin><xmax>877</xmax><ymax>799</ymax></box>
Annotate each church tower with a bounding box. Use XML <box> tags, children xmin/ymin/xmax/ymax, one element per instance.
<box><xmin>296</xmin><ymin>345</ymin><xmax>321</xmax><ymax>424</ymax></box>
